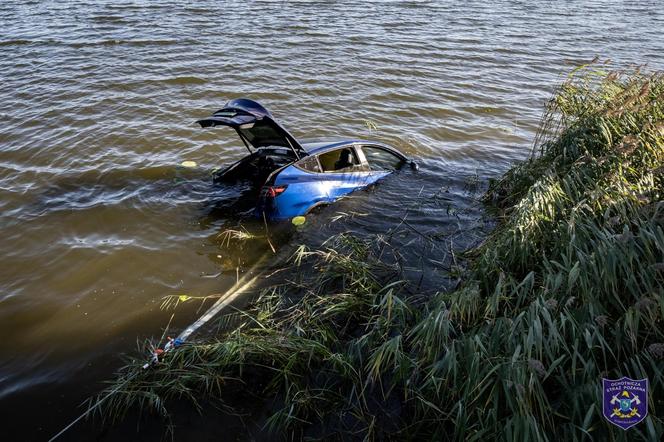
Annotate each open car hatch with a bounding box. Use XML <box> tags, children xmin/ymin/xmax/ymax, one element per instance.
<box><xmin>197</xmin><ymin>98</ymin><xmax>307</xmax><ymax>159</ymax></box>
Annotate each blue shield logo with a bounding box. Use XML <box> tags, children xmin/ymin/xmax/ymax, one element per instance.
<box><xmin>602</xmin><ymin>377</ymin><xmax>648</xmax><ymax>430</ymax></box>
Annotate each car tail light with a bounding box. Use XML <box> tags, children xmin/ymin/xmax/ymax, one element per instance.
<box><xmin>264</xmin><ymin>185</ymin><xmax>288</xmax><ymax>198</ymax></box>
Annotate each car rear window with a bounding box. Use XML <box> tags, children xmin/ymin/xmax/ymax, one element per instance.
<box><xmin>296</xmin><ymin>155</ymin><xmax>322</xmax><ymax>173</ymax></box>
<box><xmin>237</xmin><ymin>119</ymin><xmax>288</xmax><ymax>148</ymax></box>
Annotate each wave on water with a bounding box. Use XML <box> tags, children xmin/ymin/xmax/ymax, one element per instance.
<box><xmin>0</xmin><ymin>38</ymin><xmax>196</xmax><ymax>48</ymax></box>
<box><xmin>0</xmin><ymin>39</ymin><xmax>33</xmax><ymax>47</ymax></box>
<box><xmin>67</xmin><ymin>38</ymin><xmax>185</xmax><ymax>48</ymax></box>
<box><xmin>88</xmin><ymin>15</ymin><xmax>129</xmax><ymax>24</ymax></box>
<box><xmin>149</xmin><ymin>76</ymin><xmax>208</xmax><ymax>86</ymax></box>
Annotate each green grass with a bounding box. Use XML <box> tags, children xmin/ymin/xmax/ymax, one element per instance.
<box><xmin>95</xmin><ymin>65</ymin><xmax>663</xmax><ymax>440</ymax></box>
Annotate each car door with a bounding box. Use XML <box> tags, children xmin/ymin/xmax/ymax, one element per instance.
<box><xmin>357</xmin><ymin>144</ymin><xmax>406</xmax><ymax>172</ymax></box>
<box><xmin>314</xmin><ymin>145</ymin><xmax>378</xmax><ymax>201</ymax></box>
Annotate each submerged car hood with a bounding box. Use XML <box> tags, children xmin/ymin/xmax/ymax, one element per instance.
<box><xmin>197</xmin><ymin>98</ymin><xmax>307</xmax><ymax>158</ymax></box>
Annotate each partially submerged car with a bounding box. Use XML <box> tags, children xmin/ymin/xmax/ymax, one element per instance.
<box><xmin>197</xmin><ymin>98</ymin><xmax>417</xmax><ymax>220</ymax></box>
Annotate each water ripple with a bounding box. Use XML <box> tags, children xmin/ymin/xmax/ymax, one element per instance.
<box><xmin>0</xmin><ymin>0</ymin><xmax>663</xmax><ymax>438</ymax></box>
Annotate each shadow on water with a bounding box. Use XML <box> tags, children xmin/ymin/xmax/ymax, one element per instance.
<box><xmin>29</xmin><ymin>162</ymin><xmax>293</xmax><ymax>269</ymax></box>
<box><xmin>198</xmin><ymin>185</ymin><xmax>297</xmax><ymax>276</ymax></box>
<box><xmin>26</xmin><ymin>166</ymin><xmax>223</xmax><ymax>214</ymax></box>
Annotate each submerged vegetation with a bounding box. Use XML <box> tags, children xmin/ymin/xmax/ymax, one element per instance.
<box><xmin>96</xmin><ymin>66</ymin><xmax>663</xmax><ymax>440</ymax></box>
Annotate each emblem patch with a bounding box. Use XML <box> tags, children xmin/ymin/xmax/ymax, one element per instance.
<box><xmin>602</xmin><ymin>377</ymin><xmax>648</xmax><ymax>430</ymax></box>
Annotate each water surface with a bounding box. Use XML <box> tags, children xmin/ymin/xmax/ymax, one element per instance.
<box><xmin>0</xmin><ymin>0</ymin><xmax>662</xmax><ymax>439</ymax></box>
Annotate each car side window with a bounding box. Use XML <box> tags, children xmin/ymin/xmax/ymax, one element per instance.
<box><xmin>361</xmin><ymin>146</ymin><xmax>404</xmax><ymax>171</ymax></box>
<box><xmin>317</xmin><ymin>147</ymin><xmax>363</xmax><ymax>173</ymax></box>
<box><xmin>295</xmin><ymin>155</ymin><xmax>322</xmax><ymax>173</ymax></box>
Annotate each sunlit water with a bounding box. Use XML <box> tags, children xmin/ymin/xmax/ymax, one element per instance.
<box><xmin>1</xmin><ymin>0</ymin><xmax>662</xmax><ymax>439</ymax></box>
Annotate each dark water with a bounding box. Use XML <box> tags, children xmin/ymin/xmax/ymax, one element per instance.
<box><xmin>1</xmin><ymin>0</ymin><xmax>662</xmax><ymax>439</ymax></box>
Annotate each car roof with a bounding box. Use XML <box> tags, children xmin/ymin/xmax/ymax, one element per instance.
<box><xmin>300</xmin><ymin>138</ymin><xmax>388</xmax><ymax>155</ymax></box>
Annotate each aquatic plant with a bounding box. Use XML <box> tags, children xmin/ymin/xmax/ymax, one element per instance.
<box><xmin>94</xmin><ymin>65</ymin><xmax>663</xmax><ymax>440</ymax></box>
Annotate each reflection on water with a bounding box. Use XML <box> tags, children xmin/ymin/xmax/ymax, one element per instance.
<box><xmin>0</xmin><ymin>0</ymin><xmax>662</xmax><ymax>439</ymax></box>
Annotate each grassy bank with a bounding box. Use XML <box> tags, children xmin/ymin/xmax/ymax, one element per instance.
<box><xmin>97</xmin><ymin>66</ymin><xmax>663</xmax><ymax>440</ymax></box>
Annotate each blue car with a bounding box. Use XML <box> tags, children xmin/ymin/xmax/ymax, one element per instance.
<box><xmin>197</xmin><ymin>99</ymin><xmax>417</xmax><ymax>221</ymax></box>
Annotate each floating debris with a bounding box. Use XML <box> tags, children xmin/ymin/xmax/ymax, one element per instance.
<box><xmin>291</xmin><ymin>216</ymin><xmax>306</xmax><ymax>226</ymax></box>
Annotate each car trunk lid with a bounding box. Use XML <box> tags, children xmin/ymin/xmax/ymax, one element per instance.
<box><xmin>197</xmin><ymin>98</ymin><xmax>307</xmax><ymax>159</ymax></box>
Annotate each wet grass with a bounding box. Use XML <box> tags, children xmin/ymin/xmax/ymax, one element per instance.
<box><xmin>94</xmin><ymin>65</ymin><xmax>663</xmax><ymax>440</ymax></box>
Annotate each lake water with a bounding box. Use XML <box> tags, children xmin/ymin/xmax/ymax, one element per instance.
<box><xmin>1</xmin><ymin>1</ymin><xmax>662</xmax><ymax>439</ymax></box>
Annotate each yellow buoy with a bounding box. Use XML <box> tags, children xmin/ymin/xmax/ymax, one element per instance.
<box><xmin>292</xmin><ymin>216</ymin><xmax>306</xmax><ymax>226</ymax></box>
<box><xmin>181</xmin><ymin>160</ymin><xmax>197</xmax><ymax>168</ymax></box>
